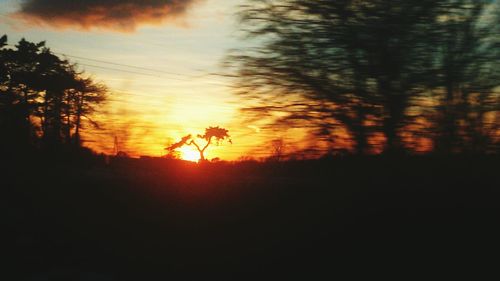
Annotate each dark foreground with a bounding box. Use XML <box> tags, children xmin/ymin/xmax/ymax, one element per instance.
<box><xmin>4</xmin><ymin>155</ymin><xmax>500</xmax><ymax>280</ymax></box>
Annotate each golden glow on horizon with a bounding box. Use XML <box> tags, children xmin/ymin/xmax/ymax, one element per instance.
<box><xmin>179</xmin><ymin>146</ymin><xmax>201</xmax><ymax>162</ymax></box>
<box><xmin>1</xmin><ymin>0</ymin><xmax>277</xmax><ymax>161</ymax></box>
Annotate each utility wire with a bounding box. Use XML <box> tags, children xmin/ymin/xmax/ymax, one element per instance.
<box><xmin>56</xmin><ymin>53</ymin><xmax>196</xmax><ymax>78</ymax></box>
<box><xmin>112</xmin><ymin>90</ymin><xmax>238</xmax><ymax>103</ymax></box>
<box><xmin>3</xmin><ymin>43</ymin><xmax>233</xmax><ymax>87</ymax></box>
<box><xmin>78</xmin><ymin>62</ymin><xmax>232</xmax><ymax>87</ymax></box>
<box><xmin>77</xmin><ymin>63</ymin><xmax>165</xmax><ymax>78</ymax></box>
<box><xmin>107</xmin><ymin>98</ymin><xmax>237</xmax><ymax>110</ymax></box>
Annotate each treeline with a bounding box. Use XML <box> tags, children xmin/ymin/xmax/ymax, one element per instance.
<box><xmin>229</xmin><ymin>0</ymin><xmax>500</xmax><ymax>155</ymax></box>
<box><xmin>0</xmin><ymin>35</ymin><xmax>107</xmax><ymax>155</ymax></box>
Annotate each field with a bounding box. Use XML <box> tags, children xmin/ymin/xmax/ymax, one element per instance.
<box><xmin>5</xmin><ymin>155</ymin><xmax>500</xmax><ymax>279</ymax></box>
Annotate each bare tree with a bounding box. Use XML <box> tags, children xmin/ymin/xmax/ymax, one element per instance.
<box><xmin>227</xmin><ymin>0</ymin><xmax>500</xmax><ymax>155</ymax></box>
<box><xmin>270</xmin><ymin>138</ymin><xmax>285</xmax><ymax>161</ymax></box>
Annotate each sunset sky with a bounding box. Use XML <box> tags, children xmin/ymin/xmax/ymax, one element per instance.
<box><xmin>0</xmin><ymin>0</ymin><xmax>295</xmax><ymax>160</ymax></box>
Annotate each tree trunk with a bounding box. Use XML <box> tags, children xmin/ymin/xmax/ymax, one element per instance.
<box><xmin>353</xmin><ymin>105</ymin><xmax>368</xmax><ymax>155</ymax></box>
<box><xmin>41</xmin><ymin>92</ymin><xmax>49</xmax><ymax>143</ymax></box>
<box><xmin>438</xmin><ymin>82</ymin><xmax>457</xmax><ymax>154</ymax></box>
<box><xmin>198</xmin><ymin>151</ymin><xmax>205</xmax><ymax>162</ymax></box>
<box><xmin>74</xmin><ymin>93</ymin><xmax>83</xmax><ymax>146</ymax></box>
<box><xmin>65</xmin><ymin>93</ymin><xmax>72</xmax><ymax>145</ymax></box>
<box><xmin>22</xmin><ymin>88</ymin><xmax>31</xmax><ymax>145</ymax></box>
<box><xmin>379</xmin><ymin>80</ymin><xmax>405</xmax><ymax>155</ymax></box>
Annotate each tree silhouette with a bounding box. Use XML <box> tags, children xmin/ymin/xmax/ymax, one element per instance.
<box><xmin>228</xmin><ymin>0</ymin><xmax>500</xmax><ymax>155</ymax></box>
<box><xmin>0</xmin><ymin>35</ymin><xmax>108</xmax><ymax>154</ymax></box>
<box><xmin>270</xmin><ymin>138</ymin><xmax>285</xmax><ymax>162</ymax></box>
<box><xmin>71</xmin><ymin>77</ymin><xmax>107</xmax><ymax>146</ymax></box>
<box><xmin>430</xmin><ymin>0</ymin><xmax>500</xmax><ymax>154</ymax></box>
<box><xmin>166</xmin><ymin>126</ymin><xmax>232</xmax><ymax>161</ymax></box>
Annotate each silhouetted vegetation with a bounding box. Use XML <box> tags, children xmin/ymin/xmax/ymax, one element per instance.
<box><xmin>269</xmin><ymin>138</ymin><xmax>285</xmax><ymax>161</ymax></box>
<box><xmin>227</xmin><ymin>0</ymin><xmax>500</xmax><ymax>155</ymax></box>
<box><xmin>166</xmin><ymin>126</ymin><xmax>232</xmax><ymax>161</ymax></box>
<box><xmin>3</xmin><ymin>3</ymin><xmax>500</xmax><ymax>279</ymax></box>
<box><xmin>5</xmin><ymin>155</ymin><xmax>500</xmax><ymax>279</ymax></box>
<box><xmin>0</xmin><ymin>35</ymin><xmax>108</xmax><ymax>157</ymax></box>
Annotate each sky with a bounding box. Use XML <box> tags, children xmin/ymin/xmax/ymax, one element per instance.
<box><xmin>0</xmin><ymin>0</ymin><xmax>283</xmax><ymax>161</ymax></box>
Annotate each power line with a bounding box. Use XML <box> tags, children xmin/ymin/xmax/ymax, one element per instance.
<box><xmin>107</xmin><ymin>92</ymin><xmax>239</xmax><ymax>109</ymax></box>
<box><xmin>112</xmin><ymin>90</ymin><xmax>238</xmax><ymax>104</ymax></box>
<box><xmin>77</xmin><ymin>62</ymin><xmax>232</xmax><ymax>87</ymax></box>
<box><xmin>3</xmin><ymin>43</ymin><xmax>233</xmax><ymax>87</ymax></box>
<box><xmin>107</xmin><ymin>98</ymin><xmax>237</xmax><ymax>111</ymax></box>
<box><xmin>77</xmin><ymin>63</ymin><xmax>174</xmax><ymax>79</ymax></box>
<box><xmin>55</xmin><ymin>52</ymin><xmax>196</xmax><ymax>78</ymax></box>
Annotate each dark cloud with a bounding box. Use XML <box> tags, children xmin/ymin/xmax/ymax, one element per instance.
<box><xmin>15</xmin><ymin>0</ymin><xmax>198</xmax><ymax>31</ymax></box>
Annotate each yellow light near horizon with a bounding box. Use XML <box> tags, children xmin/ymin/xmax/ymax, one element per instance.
<box><xmin>179</xmin><ymin>146</ymin><xmax>201</xmax><ymax>162</ymax></box>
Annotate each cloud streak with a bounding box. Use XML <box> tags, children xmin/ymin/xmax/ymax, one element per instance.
<box><xmin>15</xmin><ymin>0</ymin><xmax>198</xmax><ymax>31</ymax></box>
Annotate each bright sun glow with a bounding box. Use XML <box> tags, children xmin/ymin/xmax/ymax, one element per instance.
<box><xmin>179</xmin><ymin>146</ymin><xmax>201</xmax><ymax>162</ymax></box>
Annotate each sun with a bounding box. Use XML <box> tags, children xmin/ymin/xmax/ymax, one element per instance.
<box><xmin>179</xmin><ymin>146</ymin><xmax>200</xmax><ymax>162</ymax></box>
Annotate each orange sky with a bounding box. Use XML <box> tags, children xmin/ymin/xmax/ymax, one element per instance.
<box><xmin>2</xmin><ymin>0</ymin><xmax>301</xmax><ymax>160</ymax></box>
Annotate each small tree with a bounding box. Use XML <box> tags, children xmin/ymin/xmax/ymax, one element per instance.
<box><xmin>166</xmin><ymin>126</ymin><xmax>232</xmax><ymax>161</ymax></box>
<box><xmin>270</xmin><ymin>138</ymin><xmax>285</xmax><ymax>162</ymax></box>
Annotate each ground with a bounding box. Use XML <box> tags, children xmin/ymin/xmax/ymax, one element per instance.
<box><xmin>4</xmin><ymin>155</ymin><xmax>500</xmax><ymax>279</ymax></box>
